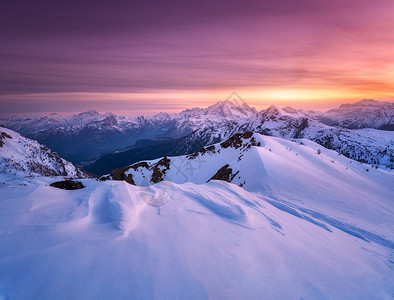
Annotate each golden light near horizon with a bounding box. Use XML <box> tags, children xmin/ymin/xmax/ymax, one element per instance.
<box><xmin>2</xmin><ymin>87</ymin><xmax>394</xmax><ymax>116</ymax></box>
<box><xmin>241</xmin><ymin>87</ymin><xmax>394</xmax><ymax>107</ymax></box>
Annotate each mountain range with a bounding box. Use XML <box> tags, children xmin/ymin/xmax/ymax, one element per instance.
<box><xmin>88</xmin><ymin>101</ymin><xmax>394</xmax><ymax>175</ymax></box>
<box><xmin>1</xmin><ymin>99</ymin><xmax>393</xmax><ymax>176</ymax></box>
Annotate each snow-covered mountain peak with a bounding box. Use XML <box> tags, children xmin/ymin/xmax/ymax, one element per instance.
<box><xmin>261</xmin><ymin>105</ymin><xmax>288</xmax><ymax>117</ymax></box>
<box><xmin>0</xmin><ymin>127</ymin><xmax>90</xmax><ymax>178</ymax></box>
<box><xmin>208</xmin><ymin>100</ymin><xmax>256</xmax><ymax>116</ymax></box>
<box><xmin>103</xmin><ymin>112</ymin><xmax>116</xmax><ymax>118</ymax></box>
<box><xmin>282</xmin><ymin>106</ymin><xmax>298</xmax><ymax>114</ymax></box>
<box><xmin>152</xmin><ymin>112</ymin><xmax>171</xmax><ymax>121</ymax></box>
<box><xmin>76</xmin><ymin>110</ymin><xmax>100</xmax><ymax>117</ymax></box>
<box><xmin>70</xmin><ymin>110</ymin><xmax>102</xmax><ymax>124</ymax></box>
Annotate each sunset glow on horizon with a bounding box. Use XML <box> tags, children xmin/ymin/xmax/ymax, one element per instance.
<box><xmin>1</xmin><ymin>0</ymin><xmax>394</xmax><ymax>115</ymax></box>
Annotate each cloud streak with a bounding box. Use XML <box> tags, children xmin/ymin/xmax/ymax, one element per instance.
<box><xmin>1</xmin><ymin>0</ymin><xmax>394</xmax><ymax>113</ymax></box>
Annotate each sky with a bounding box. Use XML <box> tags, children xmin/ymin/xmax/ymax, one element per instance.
<box><xmin>1</xmin><ymin>0</ymin><xmax>394</xmax><ymax>115</ymax></box>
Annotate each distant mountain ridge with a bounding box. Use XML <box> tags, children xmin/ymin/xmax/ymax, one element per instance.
<box><xmin>1</xmin><ymin>99</ymin><xmax>393</xmax><ymax>172</ymax></box>
<box><xmin>0</xmin><ymin>100</ymin><xmax>258</xmax><ymax>162</ymax></box>
<box><xmin>2</xmin><ymin>99</ymin><xmax>392</xmax><ymax>134</ymax></box>
<box><xmin>320</xmin><ymin>99</ymin><xmax>394</xmax><ymax>130</ymax></box>
<box><xmin>87</xmin><ymin>105</ymin><xmax>394</xmax><ymax>175</ymax></box>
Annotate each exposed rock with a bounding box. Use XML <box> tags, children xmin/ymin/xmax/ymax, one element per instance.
<box><xmin>293</xmin><ymin>118</ymin><xmax>309</xmax><ymax>138</ymax></box>
<box><xmin>220</xmin><ymin>132</ymin><xmax>253</xmax><ymax>149</ymax></box>
<box><xmin>0</xmin><ymin>131</ymin><xmax>12</xmax><ymax>147</ymax></box>
<box><xmin>1</xmin><ymin>132</ymin><xmax>12</xmax><ymax>139</ymax></box>
<box><xmin>187</xmin><ymin>144</ymin><xmax>216</xmax><ymax>159</ymax></box>
<box><xmin>111</xmin><ymin>166</ymin><xmax>135</xmax><ymax>184</ymax></box>
<box><xmin>98</xmin><ymin>175</ymin><xmax>111</xmax><ymax>181</ymax></box>
<box><xmin>110</xmin><ymin>157</ymin><xmax>171</xmax><ymax>185</ymax></box>
<box><xmin>50</xmin><ymin>180</ymin><xmax>85</xmax><ymax>190</ymax></box>
<box><xmin>130</xmin><ymin>161</ymin><xmax>150</xmax><ymax>171</ymax></box>
<box><xmin>151</xmin><ymin>156</ymin><xmax>170</xmax><ymax>183</ymax></box>
<box><xmin>207</xmin><ymin>164</ymin><xmax>239</xmax><ymax>183</ymax></box>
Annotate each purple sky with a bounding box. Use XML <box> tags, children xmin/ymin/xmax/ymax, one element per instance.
<box><xmin>1</xmin><ymin>0</ymin><xmax>394</xmax><ymax>115</ymax></box>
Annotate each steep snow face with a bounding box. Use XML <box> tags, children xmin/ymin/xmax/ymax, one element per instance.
<box><xmin>0</xmin><ymin>139</ymin><xmax>393</xmax><ymax>298</ymax></box>
<box><xmin>0</xmin><ymin>127</ymin><xmax>90</xmax><ymax>178</ymax></box>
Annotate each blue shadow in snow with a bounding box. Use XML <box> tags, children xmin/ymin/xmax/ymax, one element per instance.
<box><xmin>263</xmin><ymin>197</ymin><xmax>394</xmax><ymax>250</ymax></box>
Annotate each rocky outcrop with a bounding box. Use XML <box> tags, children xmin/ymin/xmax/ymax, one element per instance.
<box><xmin>50</xmin><ymin>180</ymin><xmax>85</xmax><ymax>190</ymax></box>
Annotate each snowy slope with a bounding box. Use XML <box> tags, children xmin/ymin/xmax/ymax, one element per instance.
<box><xmin>110</xmin><ymin>132</ymin><xmax>394</xmax><ymax>228</ymax></box>
<box><xmin>0</xmin><ymin>133</ymin><xmax>393</xmax><ymax>298</ymax></box>
<box><xmin>0</xmin><ymin>127</ymin><xmax>90</xmax><ymax>178</ymax></box>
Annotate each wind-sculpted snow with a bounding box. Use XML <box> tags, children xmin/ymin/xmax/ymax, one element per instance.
<box><xmin>107</xmin><ymin>132</ymin><xmax>394</xmax><ymax>250</ymax></box>
<box><xmin>0</xmin><ymin>172</ymin><xmax>393</xmax><ymax>298</ymax></box>
<box><xmin>184</xmin><ymin>189</ymin><xmax>247</xmax><ymax>222</ymax></box>
<box><xmin>264</xmin><ymin>197</ymin><xmax>394</xmax><ymax>249</ymax></box>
